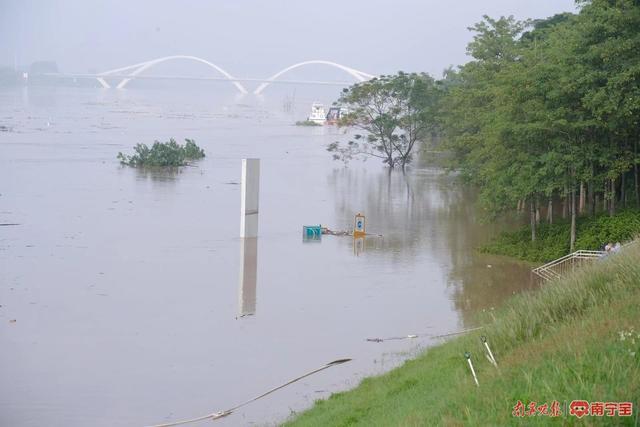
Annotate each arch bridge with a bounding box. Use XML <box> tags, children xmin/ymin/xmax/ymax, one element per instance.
<box><xmin>94</xmin><ymin>56</ymin><xmax>375</xmax><ymax>94</ymax></box>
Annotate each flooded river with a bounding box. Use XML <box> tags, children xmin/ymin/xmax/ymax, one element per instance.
<box><xmin>0</xmin><ymin>85</ymin><xmax>534</xmax><ymax>426</ymax></box>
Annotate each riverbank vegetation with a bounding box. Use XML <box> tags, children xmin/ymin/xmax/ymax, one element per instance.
<box><xmin>333</xmin><ymin>0</ymin><xmax>640</xmax><ymax>253</ymax></box>
<box><xmin>286</xmin><ymin>243</ymin><xmax>640</xmax><ymax>426</ymax></box>
<box><xmin>440</xmin><ymin>1</ymin><xmax>640</xmax><ymax>253</ymax></box>
<box><xmin>117</xmin><ymin>138</ymin><xmax>204</xmax><ymax>167</ymax></box>
<box><xmin>481</xmin><ymin>210</ymin><xmax>640</xmax><ymax>262</ymax></box>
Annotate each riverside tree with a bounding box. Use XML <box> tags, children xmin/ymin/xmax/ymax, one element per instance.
<box><xmin>328</xmin><ymin>1</ymin><xmax>640</xmax><ymax>252</ymax></box>
<box><xmin>327</xmin><ymin>72</ymin><xmax>442</xmax><ymax>169</ymax></box>
<box><xmin>439</xmin><ymin>1</ymin><xmax>640</xmax><ymax>250</ymax></box>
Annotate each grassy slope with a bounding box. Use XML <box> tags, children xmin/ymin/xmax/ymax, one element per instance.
<box><xmin>480</xmin><ymin>210</ymin><xmax>640</xmax><ymax>263</ymax></box>
<box><xmin>285</xmin><ymin>245</ymin><xmax>640</xmax><ymax>426</ymax></box>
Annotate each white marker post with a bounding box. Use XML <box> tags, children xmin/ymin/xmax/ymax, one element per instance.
<box><xmin>465</xmin><ymin>352</ymin><xmax>479</xmax><ymax>387</ymax></box>
<box><xmin>481</xmin><ymin>336</ymin><xmax>498</xmax><ymax>368</ymax></box>
<box><xmin>240</xmin><ymin>159</ymin><xmax>260</xmax><ymax>238</ymax></box>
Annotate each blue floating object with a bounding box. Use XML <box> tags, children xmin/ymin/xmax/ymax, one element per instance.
<box><xmin>303</xmin><ymin>225</ymin><xmax>322</xmax><ymax>239</ymax></box>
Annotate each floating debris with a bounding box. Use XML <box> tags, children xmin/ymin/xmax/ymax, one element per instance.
<box><xmin>367</xmin><ymin>334</ymin><xmax>419</xmax><ymax>343</ymax></box>
<box><xmin>366</xmin><ymin>327</ymin><xmax>483</xmax><ymax>343</ymax></box>
<box><xmin>323</xmin><ymin>227</ymin><xmax>351</xmax><ymax>236</ymax></box>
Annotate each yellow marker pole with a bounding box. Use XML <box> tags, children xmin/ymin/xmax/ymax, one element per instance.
<box><xmin>353</xmin><ymin>213</ymin><xmax>366</xmax><ymax>237</ymax></box>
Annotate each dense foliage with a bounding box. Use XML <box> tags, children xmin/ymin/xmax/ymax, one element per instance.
<box><xmin>333</xmin><ymin>0</ymin><xmax>640</xmax><ymax>251</ymax></box>
<box><xmin>439</xmin><ymin>1</ymin><xmax>640</xmax><ymax>251</ymax></box>
<box><xmin>328</xmin><ymin>72</ymin><xmax>443</xmax><ymax>169</ymax></box>
<box><xmin>481</xmin><ymin>210</ymin><xmax>640</xmax><ymax>262</ymax></box>
<box><xmin>117</xmin><ymin>138</ymin><xmax>205</xmax><ymax>167</ymax></box>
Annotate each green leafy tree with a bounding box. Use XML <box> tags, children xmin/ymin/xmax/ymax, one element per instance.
<box><xmin>328</xmin><ymin>72</ymin><xmax>442</xmax><ymax>169</ymax></box>
<box><xmin>440</xmin><ymin>2</ymin><xmax>640</xmax><ymax>249</ymax></box>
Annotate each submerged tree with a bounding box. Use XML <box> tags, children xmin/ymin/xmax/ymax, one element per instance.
<box><xmin>118</xmin><ymin>138</ymin><xmax>205</xmax><ymax>167</ymax></box>
<box><xmin>328</xmin><ymin>72</ymin><xmax>442</xmax><ymax>169</ymax></box>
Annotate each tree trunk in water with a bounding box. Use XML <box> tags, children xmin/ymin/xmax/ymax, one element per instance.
<box><xmin>570</xmin><ymin>188</ymin><xmax>576</xmax><ymax>252</ymax></box>
<box><xmin>579</xmin><ymin>181</ymin><xmax>585</xmax><ymax>214</ymax></box>
<box><xmin>547</xmin><ymin>198</ymin><xmax>553</xmax><ymax>224</ymax></box>
<box><xmin>530</xmin><ymin>199</ymin><xmax>536</xmax><ymax>242</ymax></box>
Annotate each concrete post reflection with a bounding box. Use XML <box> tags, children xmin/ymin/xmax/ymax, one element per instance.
<box><xmin>238</xmin><ymin>237</ymin><xmax>258</xmax><ymax>318</ymax></box>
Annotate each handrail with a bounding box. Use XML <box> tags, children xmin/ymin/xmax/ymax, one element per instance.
<box><xmin>532</xmin><ymin>249</ymin><xmax>603</xmax><ymax>274</ymax></box>
<box><xmin>532</xmin><ymin>239</ymin><xmax>637</xmax><ymax>281</ymax></box>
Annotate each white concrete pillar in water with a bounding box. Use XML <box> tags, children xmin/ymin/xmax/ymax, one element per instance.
<box><xmin>240</xmin><ymin>159</ymin><xmax>260</xmax><ymax>238</ymax></box>
<box><xmin>238</xmin><ymin>237</ymin><xmax>258</xmax><ymax>317</ymax></box>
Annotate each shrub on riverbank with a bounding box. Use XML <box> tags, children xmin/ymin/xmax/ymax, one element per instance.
<box><xmin>285</xmin><ymin>243</ymin><xmax>640</xmax><ymax>426</ymax></box>
<box><xmin>479</xmin><ymin>210</ymin><xmax>640</xmax><ymax>263</ymax></box>
<box><xmin>117</xmin><ymin>138</ymin><xmax>205</xmax><ymax>167</ymax></box>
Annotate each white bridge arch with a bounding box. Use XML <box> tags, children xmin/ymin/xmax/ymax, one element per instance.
<box><xmin>95</xmin><ymin>57</ymin><xmax>375</xmax><ymax>95</ymax></box>
<box><xmin>253</xmin><ymin>60</ymin><xmax>374</xmax><ymax>95</ymax></box>
<box><xmin>97</xmin><ymin>55</ymin><xmax>248</xmax><ymax>94</ymax></box>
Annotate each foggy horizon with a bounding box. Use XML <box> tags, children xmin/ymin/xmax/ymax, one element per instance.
<box><xmin>2</xmin><ymin>0</ymin><xmax>576</xmax><ymax>78</ymax></box>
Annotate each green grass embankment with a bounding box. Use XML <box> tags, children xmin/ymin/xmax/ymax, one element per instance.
<box><xmin>285</xmin><ymin>244</ymin><xmax>640</xmax><ymax>426</ymax></box>
<box><xmin>480</xmin><ymin>210</ymin><xmax>640</xmax><ymax>263</ymax></box>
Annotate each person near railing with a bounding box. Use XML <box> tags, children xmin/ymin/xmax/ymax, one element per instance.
<box><xmin>599</xmin><ymin>243</ymin><xmax>612</xmax><ymax>259</ymax></box>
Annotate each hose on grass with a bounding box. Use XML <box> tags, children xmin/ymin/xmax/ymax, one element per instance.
<box><xmin>146</xmin><ymin>358</ymin><xmax>352</xmax><ymax>427</ymax></box>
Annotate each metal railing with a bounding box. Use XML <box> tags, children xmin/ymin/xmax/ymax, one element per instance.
<box><xmin>532</xmin><ymin>239</ymin><xmax>638</xmax><ymax>282</ymax></box>
<box><xmin>532</xmin><ymin>250</ymin><xmax>604</xmax><ymax>281</ymax></box>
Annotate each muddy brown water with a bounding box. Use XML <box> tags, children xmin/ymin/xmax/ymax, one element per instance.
<box><xmin>0</xmin><ymin>86</ymin><xmax>535</xmax><ymax>426</ymax></box>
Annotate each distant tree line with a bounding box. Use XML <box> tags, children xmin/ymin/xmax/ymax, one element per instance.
<box><xmin>332</xmin><ymin>0</ymin><xmax>640</xmax><ymax>250</ymax></box>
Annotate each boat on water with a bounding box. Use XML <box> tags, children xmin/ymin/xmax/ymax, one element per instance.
<box><xmin>307</xmin><ymin>103</ymin><xmax>326</xmax><ymax>124</ymax></box>
<box><xmin>305</xmin><ymin>103</ymin><xmax>350</xmax><ymax>125</ymax></box>
<box><xmin>325</xmin><ymin>106</ymin><xmax>349</xmax><ymax>125</ymax></box>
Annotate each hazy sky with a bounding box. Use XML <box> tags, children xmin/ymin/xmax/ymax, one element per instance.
<box><xmin>1</xmin><ymin>0</ymin><xmax>577</xmax><ymax>78</ymax></box>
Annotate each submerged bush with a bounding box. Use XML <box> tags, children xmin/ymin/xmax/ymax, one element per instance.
<box><xmin>295</xmin><ymin>120</ymin><xmax>322</xmax><ymax>126</ymax></box>
<box><xmin>117</xmin><ymin>138</ymin><xmax>205</xmax><ymax>167</ymax></box>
